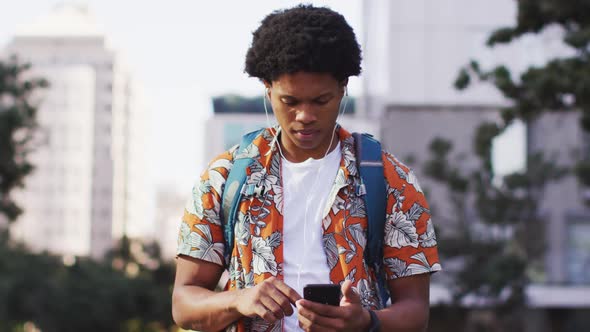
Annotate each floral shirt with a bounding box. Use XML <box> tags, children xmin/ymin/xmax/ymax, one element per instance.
<box><xmin>177</xmin><ymin>126</ymin><xmax>441</xmax><ymax>332</ymax></box>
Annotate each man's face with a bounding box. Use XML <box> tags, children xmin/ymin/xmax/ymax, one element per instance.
<box><xmin>266</xmin><ymin>72</ymin><xmax>345</xmax><ymax>162</ymax></box>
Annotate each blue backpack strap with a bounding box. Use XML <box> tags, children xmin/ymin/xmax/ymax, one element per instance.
<box><xmin>353</xmin><ymin>132</ymin><xmax>389</xmax><ymax>307</ymax></box>
<box><xmin>221</xmin><ymin>128</ymin><xmax>265</xmax><ymax>264</ymax></box>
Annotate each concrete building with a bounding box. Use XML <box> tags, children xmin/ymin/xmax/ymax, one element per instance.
<box><xmin>361</xmin><ymin>0</ymin><xmax>590</xmax><ymax>320</ymax></box>
<box><xmin>155</xmin><ymin>188</ymin><xmax>186</xmax><ymax>260</ymax></box>
<box><xmin>4</xmin><ymin>3</ymin><xmax>151</xmax><ymax>259</ymax></box>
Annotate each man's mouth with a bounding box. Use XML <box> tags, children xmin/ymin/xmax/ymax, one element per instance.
<box><xmin>293</xmin><ymin>129</ymin><xmax>319</xmax><ymax>140</ymax></box>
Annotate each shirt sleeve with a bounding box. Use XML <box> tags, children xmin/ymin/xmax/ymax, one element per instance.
<box><xmin>381</xmin><ymin>151</ymin><xmax>442</xmax><ymax>280</ymax></box>
<box><xmin>176</xmin><ymin>148</ymin><xmax>236</xmax><ymax>267</ymax></box>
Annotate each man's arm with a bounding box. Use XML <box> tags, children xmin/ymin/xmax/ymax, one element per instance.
<box><xmin>172</xmin><ymin>255</ymin><xmax>238</xmax><ymax>331</ymax></box>
<box><xmin>172</xmin><ymin>255</ymin><xmax>302</xmax><ymax>331</ymax></box>
<box><xmin>376</xmin><ymin>273</ymin><xmax>431</xmax><ymax>331</ymax></box>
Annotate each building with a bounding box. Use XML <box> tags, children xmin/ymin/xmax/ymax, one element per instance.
<box><xmin>154</xmin><ymin>188</ymin><xmax>186</xmax><ymax>260</ymax></box>
<box><xmin>4</xmin><ymin>3</ymin><xmax>151</xmax><ymax>259</ymax></box>
<box><xmin>361</xmin><ymin>0</ymin><xmax>590</xmax><ymax>326</ymax></box>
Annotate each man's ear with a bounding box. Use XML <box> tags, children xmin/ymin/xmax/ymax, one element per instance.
<box><xmin>263</xmin><ymin>80</ymin><xmax>272</xmax><ymax>99</ymax></box>
<box><xmin>340</xmin><ymin>78</ymin><xmax>349</xmax><ymax>95</ymax></box>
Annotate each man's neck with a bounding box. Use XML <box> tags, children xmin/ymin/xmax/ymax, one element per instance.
<box><xmin>279</xmin><ymin>132</ymin><xmax>339</xmax><ymax>163</ymax></box>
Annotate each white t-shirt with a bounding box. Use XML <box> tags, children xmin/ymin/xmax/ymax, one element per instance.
<box><xmin>281</xmin><ymin>142</ymin><xmax>341</xmax><ymax>331</ymax></box>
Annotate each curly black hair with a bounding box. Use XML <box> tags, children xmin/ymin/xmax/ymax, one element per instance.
<box><xmin>245</xmin><ymin>4</ymin><xmax>362</xmax><ymax>83</ymax></box>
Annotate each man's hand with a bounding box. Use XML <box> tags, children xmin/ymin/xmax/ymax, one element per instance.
<box><xmin>232</xmin><ymin>276</ymin><xmax>302</xmax><ymax>323</ymax></box>
<box><xmin>296</xmin><ymin>280</ymin><xmax>371</xmax><ymax>331</ymax></box>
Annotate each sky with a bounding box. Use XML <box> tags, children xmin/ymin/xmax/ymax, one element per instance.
<box><xmin>0</xmin><ymin>0</ymin><xmax>362</xmax><ymax>193</ymax></box>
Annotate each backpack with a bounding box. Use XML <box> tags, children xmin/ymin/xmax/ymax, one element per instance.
<box><xmin>221</xmin><ymin>129</ymin><xmax>390</xmax><ymax>307</ymax></box>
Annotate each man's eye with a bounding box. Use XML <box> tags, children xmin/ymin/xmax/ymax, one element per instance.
<box><xmin>314</xmin><ymin>98</ymin><xmax>331</xmax><ymax>105</ymax></box>
<box><xmin>281</xmin><ymin>99</ymin><xmax>297</xmax><ymax>106</ymax></box>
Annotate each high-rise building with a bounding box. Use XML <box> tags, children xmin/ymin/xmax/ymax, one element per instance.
<box><xmin>4</xmin><ymin>3</ymin><xmax>151</xmax><ymax>259</ymax></box>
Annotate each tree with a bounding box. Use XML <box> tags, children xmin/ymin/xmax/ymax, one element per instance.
<box><xmin>455</xmin><ymin>0</ymin><xmax>590</xmax><ymax>189</ymax></box>
<box><xmin>0</xmin><ymin>235</ymin><xmax>175</xmax><ymax>331</ymax></box>
<box><xmin>0</xmin><ymin>56</ymin><xmax>47</xmax><ymax>225</ymax></box>
<box><xmin>428</xmin><ymin>0</ymin><xmax>588</xmax><ymax>330</ymax></box>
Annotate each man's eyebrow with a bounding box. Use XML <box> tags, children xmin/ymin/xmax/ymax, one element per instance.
<box><xmin>278</xmin><ymin>92</ymin><xmax>333</xmax><ymax>99</ymax></box>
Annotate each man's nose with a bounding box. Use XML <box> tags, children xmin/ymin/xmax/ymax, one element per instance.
<box><xmin>294</xmin><ymin>104</ymin><xmax>317</xmax><ymax>123</ymax></box>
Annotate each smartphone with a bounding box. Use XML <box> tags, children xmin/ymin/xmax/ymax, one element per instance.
<box><xmin>303</xmin><ymin>284</ymin><xmax>341</xmax><ymax>306</ymax></box>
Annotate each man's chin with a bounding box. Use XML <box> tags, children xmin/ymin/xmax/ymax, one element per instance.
<box><xmin>293</xmin><ymin>144</ymin><xmax>319</xmax><ymax>153</ymax></box>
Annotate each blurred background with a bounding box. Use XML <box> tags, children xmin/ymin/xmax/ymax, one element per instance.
<box><xmin>0</xmin><ymin>0</ymin><xmax>589</xmax><ymax>331</ymax></box>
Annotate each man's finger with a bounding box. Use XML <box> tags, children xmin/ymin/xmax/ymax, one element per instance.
<box><xmin>340</xmin><ymin>280</ymin><xmax>361</xmax><ymax>305</ymax></box>
<box><xmin>264</xmin><ymin>283</ymin><xmax>296</xmax><ymax>316</ymax></box>
<box><xmin>260</xmin><ymin>296</ymin><xmax>285</xmax><ymax>320</ymax></box>
<box><xmin>297</xmin><ymin>299</ymin><xmax>341</xmax><ymax>318</ymax></box>
<box><xmin>274</xmin><ymin>279</ymin><xmax>303</xmax><ymax>304</ymax></box>
<box><xmin>256</xmin><ymin>303</ymin><xmax>279</xmax><ymax>323</ymax></box>
<box><xmin>296</xmin><ymin>300</ymin><xmax>345</xmax><ymax>330</ymax></box>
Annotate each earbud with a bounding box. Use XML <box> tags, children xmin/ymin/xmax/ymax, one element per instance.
<box><xmin>263</xmin><ymin>86</ymin><xmax>286</xmax><ymax>159</ymax></box>
<box><xmin>338</xmin><ymin>86</ymin><xmax>349</xmax><ymax>119</ymax></box>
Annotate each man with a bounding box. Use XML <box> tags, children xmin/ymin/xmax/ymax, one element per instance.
<box><xmin>173</xmin><ymin>5</ymin><xmax>441</xmax><ymax>332</ymax></box>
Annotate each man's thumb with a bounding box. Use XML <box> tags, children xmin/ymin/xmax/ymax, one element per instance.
<box><xmin>340</xmin><ymin>280</ymin><xmax>361</xmax><ymax>305</ymax></box>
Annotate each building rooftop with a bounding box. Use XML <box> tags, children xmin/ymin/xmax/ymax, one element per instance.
<box><xmin>15</xmin><ymin>3</ymin><xmax>104</xmax><ymax>38</ymax></box>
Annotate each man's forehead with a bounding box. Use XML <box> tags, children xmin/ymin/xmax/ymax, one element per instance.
<box><xmin>271</xmin><ymin>72</ymin><xmax>340</xmax><ymax>97</ymax></box>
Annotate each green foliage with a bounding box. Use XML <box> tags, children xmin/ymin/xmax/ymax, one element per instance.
<box><xmin>424</xmin><ymin>138</ymin><xmax>453</xmax><ymax>181</ymax></box>
<box><xmin>0</xmin><ymin>235</ymin><xmax>176</xmax><ymax>332</ymax></box>
<box><xmin>425</xmin><ymin>138</ymin><xmax>469</xmax><ymax>193</ymax></box>
<box><xmin>486</xmin><ymin>27</ymin><xmax>516</xmax><ymax>46</ymax></box>
<box><xmin>0</xmin><ymin>56</ymin><xmax>48</xmax><ymax>222</ymax></box>
<box><xmin>474</xmin><ymin>122</ymin><xmax>502</xmax><ymax>173</ymax></box>
<box><xmin>575</xmin><ymin>159</ymin><xmax>590</xmax><ymax>186</ymax></box>
<box><xmin>487</xmin><ymin>0</ymin><xmax>590</xmax><ymax>50</ymax></box>
<box><xmin>454</xmin><ymin>68</ymin><xmax>471</xmax><ymax>90</ymax></box>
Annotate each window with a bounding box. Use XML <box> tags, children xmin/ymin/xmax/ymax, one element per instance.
<box><xmin>583</xmin><ymin>131</ymin><xmax>590</xmax><ymax>160</ymax></box>
<box><xmin>567</xmin><ymin>215</ymin><xmax>590</xmax><ymax>284</ymax></box>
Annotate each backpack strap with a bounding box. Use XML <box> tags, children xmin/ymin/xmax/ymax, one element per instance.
<box><xmin>352</xmin><ymin>132</ymin><xmax>389</xmax><ymax>308</ymax></box>
<box><xmin>221</xmin><ymin>128</ymin><xmax>265</xmax><ymax>264</ymax></box>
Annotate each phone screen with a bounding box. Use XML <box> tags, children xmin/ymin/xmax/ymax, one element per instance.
<box><xmin>303</xmin><ymin>284</ymin><xmax>341</xmax><ymax>306</ymax></box>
